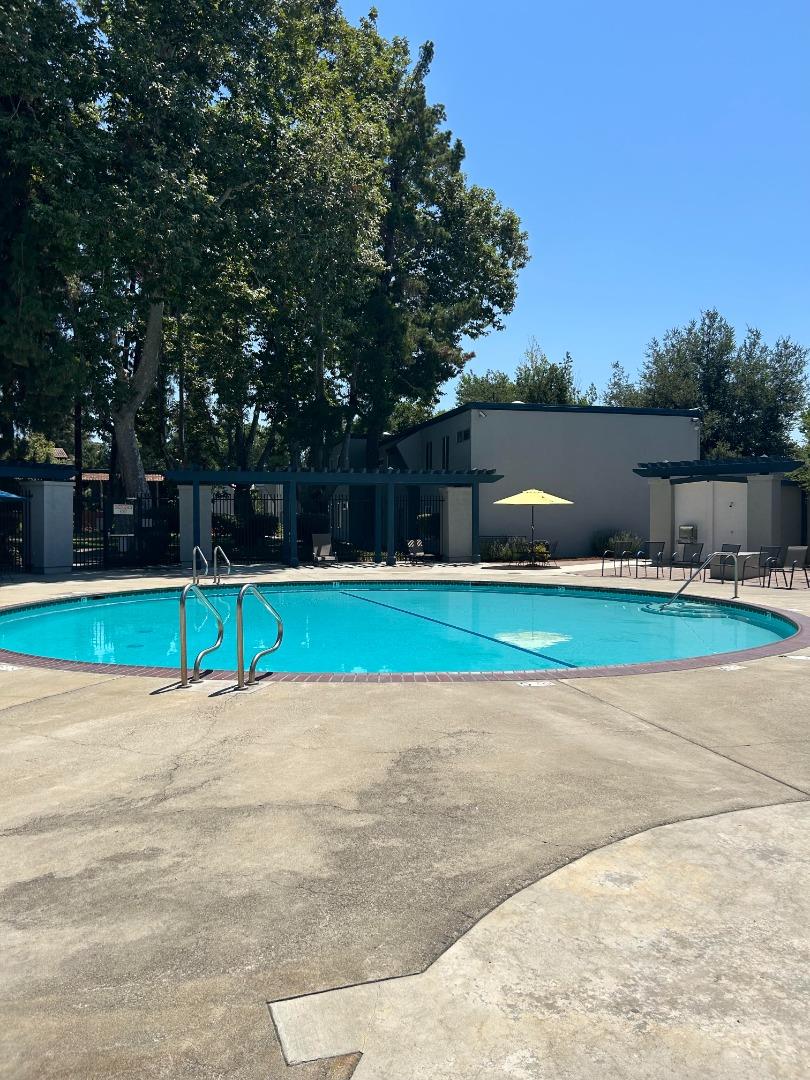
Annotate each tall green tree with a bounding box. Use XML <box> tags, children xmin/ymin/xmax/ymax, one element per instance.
<box><xmin>456</xmin><ymin>339</ymin><xmax>595</xmax><ymax>406</ymax></box>
<box><xmin>603</xmin><ymin>310</ymin><xmax>808</xmax><ymax>457</ymax></box>
<box><xmin>0</xmin><ymin>0</ymin><xmax>99</xmax><ymax>455</ymax></box>
<box><xmin>352</xmin><ymin>37</ymin><xmax>529</xmax><ymax>464</ymax></box>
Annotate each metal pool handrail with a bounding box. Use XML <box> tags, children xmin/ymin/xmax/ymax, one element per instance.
<box><xmin>236</xmin><ymin>583</ymin><xmax>284</xmax><ymax>690</ymax></box>
<box><xmin>179</xmin><ymin>583</ymin><xmax>225</xmax><ymax>687</ymax></box>
<box><xmin>192</xmin><ymin>545</ymin><xmax>209</xmax><ymax>585</ymax></box>
<box><xmin>660</xmin><ymin>550</ymin><xmax>739</xmax><ymax>610</ymax></box>
<box><xmin>213</xmin><ymin>545</ymin><xmax>231</xmax><ymax>585</ymax></box>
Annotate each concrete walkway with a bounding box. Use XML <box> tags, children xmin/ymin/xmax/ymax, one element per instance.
<box><xmin>272</xmin><ymin>802</ymin><xmax>810</xmax><ymax>1078</ymax></box>
<box><xmin>0</xmin><ymin>564</ymin><xmax>808</xmax><ymax>1078</ymax></box>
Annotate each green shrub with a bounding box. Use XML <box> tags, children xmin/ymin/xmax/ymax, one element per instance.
<box><xmin>591</xmin><ymin>528</ymin><xmax>644</xmax><ymax>556</ymax></box>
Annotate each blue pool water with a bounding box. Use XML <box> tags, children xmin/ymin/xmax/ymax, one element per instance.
<box><xmin>0</xmin><ymin>583</ymin><xmax>795</xmax><ymax>673</ymax></box>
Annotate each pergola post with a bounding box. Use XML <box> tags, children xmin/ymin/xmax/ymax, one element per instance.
<box><xmin>192</xmin><ymin>480</ymin><xmax>201</xmax><ymax>548</ymax></box>
<box><xmin>386</xmin><ymin>480</ymin><xmax>396</xmax><ymax>565</ymax></box>
<box><xmin>287</xmin><ymin>480</ymin><xmax>299</xmax><ymax>567</ymax></box>
<box><xmin>471</xmin><ymin>481</ymin><xmax>480</xmax><ymax>562</ymax></box>
<box><xmin>178</xmin><ymin>483</ymin><xmax>212</xmax><ymax>563</ymax></box>
<box><xmin>374</xmin><ymin>485</ymin><xmax>383</xmax><ymax>564</ymax></box>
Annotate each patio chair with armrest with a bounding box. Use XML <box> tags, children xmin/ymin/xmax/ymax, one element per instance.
<box><xmin>633</xmin><ymin>541</ymin><xmax>666</xmax><ymax>578</ymax></box>
<box><xmin>669</xmin><ymin>541</ymin><xmax>704</xmax><ymax>579</ymax></box>
<box><xmin>703</xmin><ymin>543</ymin><xmax>741</xmax><ymax>583</ymax></box>
<box><xmin>740</xmin><ymin>545</ymin><xmax>782</xmax><ymax>587</ymax></box>
<box><xmin>601</xmin><ymin>540</ymin><xmax>635</xmax><ymax>577</ymax></box>
<box><xmin>540</xmin><ymin>539</ymin><xmax>560</xmax><ymax>569</ymax></box>
<box><xmin>766</xmin><ymin>545</ymin><xmax>809</xmax><ymax>590</ymax></box>
<box><xmin>312</xmin><ymin>533</ymin><xmax>337</xmax><ymax>564</ymax></box>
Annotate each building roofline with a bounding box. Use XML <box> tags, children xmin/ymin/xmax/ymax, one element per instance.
<box><xmin>381</xmin><ymin>401</ymin><xmax>701</xmax><ymax>442</ymax></box>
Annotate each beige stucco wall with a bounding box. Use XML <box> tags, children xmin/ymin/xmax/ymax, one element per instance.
<box><xmin>468</xmin><ymin>409</ymin><xmax>699</xmax><ymax>555</ymax></box>
<box><xmin>672</xmin><ymin>481</ymin><xmax>748</xmax><ymax>554</ymax></box>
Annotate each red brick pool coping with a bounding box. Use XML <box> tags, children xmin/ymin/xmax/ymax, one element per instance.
<box><xmin>0</xmin><ymin>580</ymin><xmax>808</xmax><ymax>684</ymax></box>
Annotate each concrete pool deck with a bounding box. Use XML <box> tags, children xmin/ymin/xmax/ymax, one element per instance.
<box><xmin>0</xmin><ymin>562</ymin><xmax>808</xmax><ymax>1078</ymax></box>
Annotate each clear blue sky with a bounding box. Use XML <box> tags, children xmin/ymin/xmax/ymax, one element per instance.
<box><xmin>342</xmin><ymin>0</ymin><xmax>810</xmax><ymax>407</ymax></box>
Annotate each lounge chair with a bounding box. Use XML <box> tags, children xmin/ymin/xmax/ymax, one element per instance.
<box><xmin>740</xmin><ymin>545</ymin><xmax>782</xmax><ymax>587</ymax></box>
<box><xmin>601</xmin><ymin>540</ymin><xmax>635</xmax><ymax>577</ymax></box>
<box><xmin>407</xmin><ymin>538</ymin><xmax>431</xmax><ymax>564</ymax></box>
<box><xmin>668</xmin><ymin>541</ymin><xmax>704</xmax><ymax>579</ymax></box>
<box><xmin>703</xmin><ymin>543</ymin><xmax>741</xmax><ymax>583</ymax></box>
<box><xmin>766</xmin><ymin>545</ymin><xmax>809</xmax><ymax>589</ymax></box>
<box><xmin>633</xmin><ymin>541</ymin><xmax>665</xmax><ymax>578</ymax></box>
<box><xmin>312</xmin><ymin>533</ymin><xmax>337</xmax><ymax>564</ymax></box>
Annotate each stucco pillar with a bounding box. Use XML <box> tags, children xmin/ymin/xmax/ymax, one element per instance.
<box><xmin>440</xmin><ymin>487</ymin><xmax>473</xmax><ymax>562</ymax></box>
<box><xmin>21</xmin><ymin>480</ymin><xmax>74</xmax><ymax>574</ymax></box>
<box><xmin>746</xmin><ymin>474</ymin><xmax>783</xmax><ymax>550</ymax></box>
<box><xmin>648</xmin><ymin>478</ymin><xmax>674</xmax><ymax>557</ymax></box>
<box><xmin>179</xmin><ymin>484</ymin><xmax>212</xmax><ymax>563</ymax></box>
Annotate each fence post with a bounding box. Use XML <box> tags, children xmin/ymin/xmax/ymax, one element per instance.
<box><xmin>179</xmin><ymin>484</ymin><xmax>212</xmax><ymax>564</ymax></box>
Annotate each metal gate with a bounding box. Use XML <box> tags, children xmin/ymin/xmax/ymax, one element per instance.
<box><xmin>395</xmin><ymin>491</ymin><xmax>442</xmax><ymax>557</ymax></box>
<box><xmin>73</xmin><ymin>487</ymin><xmax>179</xmax><ymax>569</ymax></box>
<box><xmin>211</xmin><ymin>487</ymin><xmax>284</xmax><ymax>563</ymax></box>
<box><xmin>0</xmin><ymin>484</ymin><xmax>30</xmax><ymax>572</ymax></box>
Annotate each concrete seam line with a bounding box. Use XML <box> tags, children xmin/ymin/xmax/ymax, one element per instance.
<box><xmin>265</xmin><ymin>795</ymin><xmax>808</xmax><ymax>1016</ymax></box>
<box><xmin>0</xmin><ymin>673</ymin><xmax>129</xmax><ymax>717</ymax></box>
<box><xmin>564</xmin><ymin>679</ymin><xmax>810</xmax><ymax>798</ymax></box>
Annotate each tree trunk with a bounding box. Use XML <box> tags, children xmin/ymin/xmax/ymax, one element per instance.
<box><xmin>111</xmin><ymin>301</ymin><xmax>164</xmax><ymax>499</ymax></box>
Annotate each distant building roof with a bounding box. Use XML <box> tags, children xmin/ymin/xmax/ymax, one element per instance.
<box><xmin>51</xmin><ymin>447</ymin><xmax>70</xmax><ymax>462</ymax></box>
<box><xmin>83</xmin><ymin>471</ymin><xmax>164</xmax><ymax>483</ymax></box>
<box><xmin>634</xmin><ymin>457</ymin><xmax>803</xmax><ymax>479</ymax></box>
<box><xmin>382</xmin><ymin>401</ymin><xmax>701</xmax><ymax>443</ymax></box>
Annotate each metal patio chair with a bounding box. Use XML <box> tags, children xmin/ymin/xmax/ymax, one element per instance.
<box><xmin>668</xmin><ymin>541</ymin><xmax>704</xmax><ymax>579</ymax></box>
<box><xmin>703</xmin><ymin>542</ymin><xmax>741</xmax><ymax>583</ymax></box>
<box><xmin>601</xmin><ymin>540</ymin><xmax>635</xmax><ymax>577</ymax></box>
<box><xmin>633</xmin><ymin>541</ymin><xmax>666</xmax><ymax>578</ymax></box>
<box><xmin>766</xmin><ymin>545</ymin><xmax>809</xmax><ymax>589</ymax></box>
<box><xmin>540</xmin><ymin>539</ymin><xmax>560</xmax><ymax>568</ymax></box>
<box><xmin>740</xmin><ymin>545</ymin><xmax>782</xmax><ymax>587</ymax></box>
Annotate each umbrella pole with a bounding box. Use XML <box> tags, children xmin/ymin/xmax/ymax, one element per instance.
<box><xmin>531</xmin><ymin>506</ymin><xmax>535</xmax><ymax>565</ymax></box>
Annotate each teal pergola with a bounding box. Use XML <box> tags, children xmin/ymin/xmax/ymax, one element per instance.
<box><xmin>165</xmin><ymin>467</ymin><xmax>503</xmax><ymax>566</ymax></box>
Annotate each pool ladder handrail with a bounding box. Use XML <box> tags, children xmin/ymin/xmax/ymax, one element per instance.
<box><xmin>179</xmin><ymin>583</ymin><xmax>225</xmax><ymax>687</ymax></box>
<box><xmin>660</xmin><ymin>550</ymin><xmax>739</xmax><ymax>610</ymax></box>
<box><xmin>192</xmin><ymin>545</ymin><xmax>209</xmax><ymax>585</ymax></box>
<box><xmin>213</xmin><ymin>545</ymin><xmax>231</xmax><ymax>585</ymax></box>
<box><xmin>236</xmin><ymin>583</ymin><xmax>284</xmax><ymax>689</ymax></box>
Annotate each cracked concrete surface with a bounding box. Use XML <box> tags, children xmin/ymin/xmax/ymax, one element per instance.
<box><xmin>0</xmin><ymin>565</ymin><xmax>808</xmax><ymax>1078</ymax></box>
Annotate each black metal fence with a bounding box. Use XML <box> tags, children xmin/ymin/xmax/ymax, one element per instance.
<box><xmin>73</xmin><ymin>487</ymin><xmax>180</xmax><ymax>569</ymax></box>
<box><xmin>212</xmin><ymin>487</ymin><xmax>284</xmax><ymax>563</ymax></box>
<box><xmin>0</xmin><ymin>490</ymin><xmax>30</xmax><ymax>572</ymax></box>
<box><xmin>395</xmin><ymin>491</ymin><xmax>442</xmax><ymax>558</ymax></box>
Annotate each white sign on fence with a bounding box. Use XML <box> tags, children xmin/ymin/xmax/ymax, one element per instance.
<box><xmin>113</xmin><ymin>503</ymin><xmax>134</xmax><ymax>516</ymax></box>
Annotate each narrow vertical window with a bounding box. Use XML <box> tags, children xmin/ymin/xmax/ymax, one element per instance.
<box><xmin>425</xmin><ymin>441</ymin><xmax>433</xmax><ymax>469</ymax></box>
<box><xmin>441</xmin><ymin>435</ymin><xmax>450</xmax><ymax>469</ymax></box>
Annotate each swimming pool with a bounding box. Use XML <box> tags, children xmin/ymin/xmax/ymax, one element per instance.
<box><xmin>0</xmin><ymin>582</ymin><xmax>798</xmax><ymax>677</ymax></box>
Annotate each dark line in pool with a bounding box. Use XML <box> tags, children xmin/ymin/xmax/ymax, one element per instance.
<box><xmin>340</xmin><ymin>590</ymin><xmax>578</xmax><ymax>670</ymax></box>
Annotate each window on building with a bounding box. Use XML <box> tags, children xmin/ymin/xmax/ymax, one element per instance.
<box><xmin>456</xmin><ymin>428</ymin><xmax>470</xmax><ymax>443</ymax></box>
<box><xmin>441</xmin><ymin>435</ymin><xmax>450</xmax><ymax>469</ymax></box>
<box><xmin>425</xmin><ymin>441</ymin><xmax>433</xmax><ymax>469</ymax></box>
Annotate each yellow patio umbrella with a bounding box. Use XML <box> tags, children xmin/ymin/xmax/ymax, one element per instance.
<box><xmin>493</xmin><ymin>488</ymin><xmax>573</xmax><ymax>562</ymax></box>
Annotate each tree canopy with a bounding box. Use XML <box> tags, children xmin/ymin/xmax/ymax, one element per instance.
<box><xmin>0</xmin><ymin>0</ymin><xmax>529</xmax><ymax>494</ymax></box>
<box><xmin>457</xmin><ymin>339</ymin><xmax>596</xmax><ymax>407</ymax></box>
<box><xmin>604</xmin><ymin>310</ymin><xmax>808</xmax><ymax>458</ymax></box>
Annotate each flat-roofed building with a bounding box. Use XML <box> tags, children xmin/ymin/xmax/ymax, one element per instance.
<box><xmin>382</xmin><ymin>402</ymin><xmax>701</xmax><ymax>556</ymax></box>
